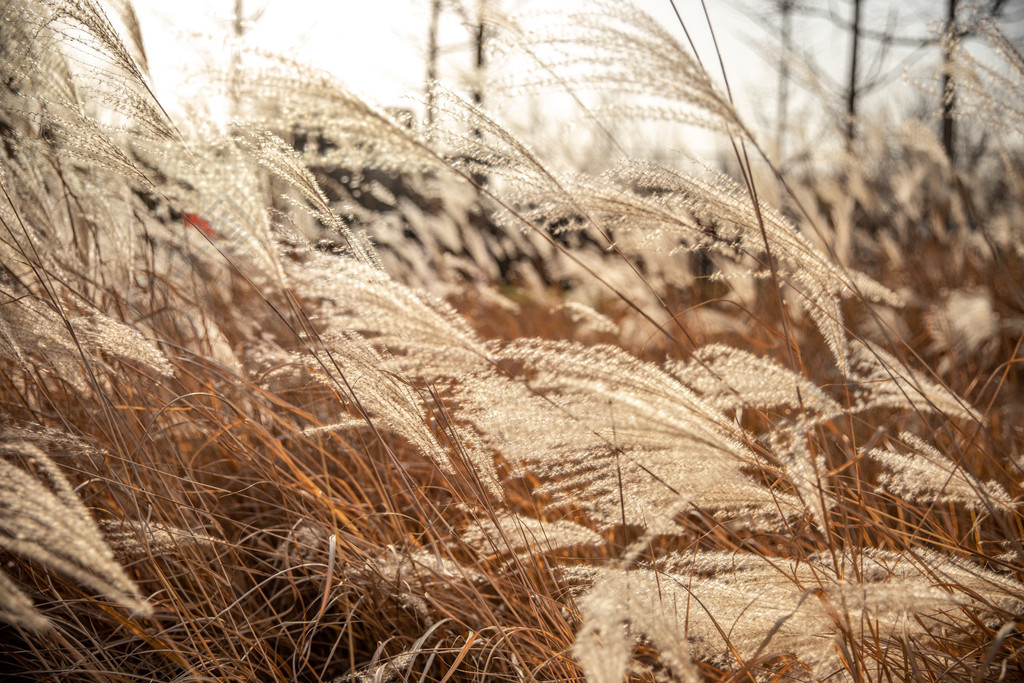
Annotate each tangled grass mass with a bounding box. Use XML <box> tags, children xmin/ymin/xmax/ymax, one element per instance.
<box><xmin>1</xmin><ymin>0</ymin><xmax>1024</xmax><ymax>680</ymax></box>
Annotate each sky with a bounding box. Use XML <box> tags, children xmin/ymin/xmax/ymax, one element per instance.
<box><xmin>132</xmin><ymin>1</ymin><xmax>761</xmax><ymax>108</ymax></box>
<box><xmin>127</xmin><ymin>0</ymin><xmax>977</xmax><ymax>161</ymax></box>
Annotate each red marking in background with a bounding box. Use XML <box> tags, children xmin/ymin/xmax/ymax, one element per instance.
<box><xmin>183</xmin><ymin>213</ymin><xmax>217</xmax><ymax>238</ymax></box>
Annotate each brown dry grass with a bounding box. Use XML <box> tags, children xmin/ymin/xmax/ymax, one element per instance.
<box><xmin>1</xmin><ymin>1</ymin><xmax>1023</xmax><ymax>681</ymax></box>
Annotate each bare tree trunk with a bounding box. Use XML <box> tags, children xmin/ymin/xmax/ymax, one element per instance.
<box><xmin>471</xmin><ymin>1</ymin><xmax>487</xmax><ymax>185</ymax></box>
<box><xmin>776</xmin><ymin>0</ymin><xmax>793</xmax><ymax>162</ymax></box>
<box><xmin>230</xmin><ymin>0</ymin><xmax>243</xmax><ymax>121</ymax></box>
<box><xmin>845</xmin><ymin>0</ymin><xmax>862</xmax><ymax>150</ymax></box>
<box><xmin>942</xmin><ymin>0</ymin><xmax>957</xmax><ymax>163</ymax></box>
<box><xmin>232</xmin><ymin>1</ymin><xmax>243</xmax><ymax>41</ymax></box>
<box><xmin>472</xmin><ymin>1</ymin><xmax>486</xmax><ymax>112</ymax></box>
<box><xmin>426</xmin><ymin>0</ymin><xmax>441</xmax><ymax>128</ymax></box>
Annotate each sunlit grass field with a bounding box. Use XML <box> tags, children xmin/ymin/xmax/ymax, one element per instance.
<box><xmin>1</xmin><ymin>1</ymin><xmax>1023</xmax><ymax>680</ymax></box>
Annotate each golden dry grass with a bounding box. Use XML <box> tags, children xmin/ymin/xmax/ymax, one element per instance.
<box><xmin>1</xmin><ymin>1</ymin><xmax>1023</xmax><ymax>681</ymax></box>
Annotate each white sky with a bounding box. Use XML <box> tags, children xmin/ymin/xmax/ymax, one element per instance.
<box><xmin>129</xmin><ymin>0</ymin><xmax>970</xmax><ymax>160</ymax></box>
<box><xmin>133</xmin><ymin>1</ymin><xmax>762</xmax><ymax>106</ymax></box>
